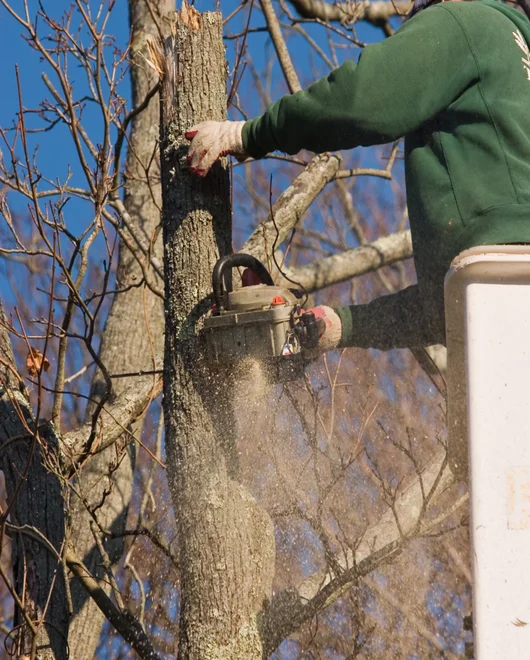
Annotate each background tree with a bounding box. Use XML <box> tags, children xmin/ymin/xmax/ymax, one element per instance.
<box><xmin>3</xmin><ymin>0</ymin><xmax>523</xmax><ymax>656</ymax></box>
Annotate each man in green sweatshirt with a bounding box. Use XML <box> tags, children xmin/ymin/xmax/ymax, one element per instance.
<box><xmin>186</xmin><ymin>0</ymin><xmax>530</xmax><ymax>352</ymax></box>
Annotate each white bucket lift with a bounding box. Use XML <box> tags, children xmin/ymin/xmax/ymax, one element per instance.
<box><xmin>445</xmin><ymin>246</ymin><xmax>530</xmax><ymax>658</ymax></box>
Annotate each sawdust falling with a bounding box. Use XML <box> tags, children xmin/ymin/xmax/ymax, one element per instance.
<box><xmin>232</xmin><ymin>357</ymin><xmax>276</xmax><ymax>435</ymax></box>
<box><xmin>204</xmin><ymin>347</ymin><xmax>460</xmax><ymax>657</ymax></box>
<box><xmin>233</xmin><ymin>356</ymin><xmax>273</xmax><ymax>387</ymax></box>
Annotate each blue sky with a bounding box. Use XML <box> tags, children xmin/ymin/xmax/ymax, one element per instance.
<box><xmin>0</xmin><ymin>0</ymin><xmax>392</xmax><ymax>210</ymax></box>
<box><xmin>0</xmin><ymin>0</ymin><xmax>405</xmax><ymax>313</ymax></box>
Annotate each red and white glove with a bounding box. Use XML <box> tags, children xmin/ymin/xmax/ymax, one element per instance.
<box><xmin>185</xmin><ymin>120</ymin><xmax>248</xmax><ymax>176</ymax></box>
<box><xmin>306</xmin><ymin>306</ymin><xmax>342</xmax><ymax>351</ymax></box>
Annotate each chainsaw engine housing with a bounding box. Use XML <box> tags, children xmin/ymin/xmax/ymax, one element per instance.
<box><xmin>202</xmin><ymin>254</ymin><xmax>315</xmax><ymax>382</ymax></box>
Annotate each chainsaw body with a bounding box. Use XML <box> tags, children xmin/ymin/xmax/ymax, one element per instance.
<box><xmin>202</xmin><ymin>254</ymin><xmax>318</xmax><ymax>382</ymax></box>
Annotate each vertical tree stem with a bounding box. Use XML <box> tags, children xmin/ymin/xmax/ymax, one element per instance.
<box><xmin>160</xmin><ymin>4</ymin><xmax>275</xmax><ymax>659</ymax></box>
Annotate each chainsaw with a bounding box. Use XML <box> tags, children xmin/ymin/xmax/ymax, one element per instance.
<box><xmin>202</xmin><ymin>254</ymin><xmax>319</xmax><ymax>382</ymax></box>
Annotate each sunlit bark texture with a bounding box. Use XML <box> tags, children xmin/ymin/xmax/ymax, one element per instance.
<box><xmin>158</xmin><ymin>5</ymin><xmax>275</xmax><ymax>658</ymax></box>
<box><xmin>0</xmin><ymin>304</ymin><xmax>68</xmax><ymax>659</ymax></box>
<box><xmin>67</xmin><ymin>2</ymin><xmax>172</xmax><ymax>658</ymax></box>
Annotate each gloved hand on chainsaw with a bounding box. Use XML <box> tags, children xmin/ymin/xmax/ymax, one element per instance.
<box><xmin>185</xmin><ymin>121</ymin><xmax>248</xmax><ymax>176</ymax></box>
<box><xmin>303</xmin><ymin>306</ymin><xmax>342</xmax><ymax>352</ymax></box>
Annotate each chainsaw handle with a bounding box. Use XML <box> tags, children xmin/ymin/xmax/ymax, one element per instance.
<box><xmin>295</xmin><ymin>311</ymin><xmax>320</xmax><ymax>349</ymax></box>
<box><xmin>212</xmin><ymin>254</ymin><xmax>274</xmax><ymax>310</ymax></box>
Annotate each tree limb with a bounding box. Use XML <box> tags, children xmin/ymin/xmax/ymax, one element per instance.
<box><xmin>364</xmin><ymin>576</ymin><xmax>457</xmax><ymax>656</ymax></box>
<box><xmin>0</xmin><ymin>305</ymin><xmax>68</xmax><ymax>658</ymax></box>
<box><xmin>260</xmin><ymin>0</ymin><xmax>302</xmax><ymax>93</ymax></box>
<box><xmin>280</xmin><ymin>229</ymin><xmax>412</xmax><ymax>292</ymax></box>
<box><xmin>287</xmin><ymin>0</ymin><xmax>411</xmax><ymax>24</ymax></box>
<box><xmin>240</xmin><ymin>153</ymin><xmax>342</xmax><ymax>265</ymax></box>
<box><xmin>65</xmin><ymin>548</ymin><xmax>162</xmax><ymax>660</ymax></box>
<box><xmin>63</xmin><ymin>372</ymin><xmax>162</xmax><ymax>459</ymax></box>
<box><xmin>66</xmin><ymin>3</ymin><xmax>172</xmax><ymax>657</ymax></box>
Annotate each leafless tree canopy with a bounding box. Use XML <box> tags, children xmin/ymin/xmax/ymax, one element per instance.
<box><xmin>0</xmin><ymin>0</ymin><xmax>495</xmax><ymax>657</ymax></box>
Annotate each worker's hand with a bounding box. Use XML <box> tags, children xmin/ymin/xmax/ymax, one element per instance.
<box><xmin>185</xmin><ymin>120</ymin><xmax>248</xmax><ymax>176</ymax></box>
<box><xmin>305</xmin><ymin>306</ymin><xmax>342</xmax><ymax>351</ymax></box>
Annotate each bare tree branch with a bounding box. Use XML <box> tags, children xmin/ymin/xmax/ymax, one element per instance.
<box><xmin>281</xmin><ymin>229</ymin><xmax>412</xmax><ymax>292</ymax></box>
<box><xmin>63</xmin><ymin>373</ymin><xmax>162</xmax><ymax>459</ymax></box>
<box><xmin>364</xmin><ymin>576</ymin><xmax>457</xmax><ymax>656</ymax></box>
<box><xmin>259</xmin><ymin>0</ymin><xmax>302</xmax><ymax>93</ymax></box>
<box><xmin>241</xmin><ymin>153</ymin><xmax>342</xmax><ymax>265</ymax></box>
<box><xmin>65</xmin><ymin>548</ymin><xmax>162</xmax><ymax>660</ymax></box>
<box><xmin>287</xmin><ymin>0</ymin><xmax>411</xmax><ymax>24</ymax></box>
<box><xmin>66</xmin><ymin>2</ymin><xmax>173</xmax><ymax>657</ymax></box>
<box><xmin>263</xmin><ymin>450</ymin><xmax>457</xmax><ymax>654</ymax></box>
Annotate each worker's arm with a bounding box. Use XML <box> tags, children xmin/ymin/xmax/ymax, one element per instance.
<box><xmin>243</xmin><ymin>6</ymin><xmax>477</xmax><ymax>158</ymax></box>
<box><xmin>312</xmin><ymin>285</ymin><xmax>444</xmax><ymax>351</ymax></box>
<box><xmin>186</xmin><ymin>6</ymin><xmax>476</xmax><ymax>173</ymax></box>
<box><xmin>336</xmin><ymin>285</ymin><xmax>444</xmax><ymax>349</ymax></box>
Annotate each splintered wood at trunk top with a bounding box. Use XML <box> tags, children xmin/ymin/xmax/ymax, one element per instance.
<box><xmin>159</xmin><ymin>5</ymin><xmax>275</xmax><ymax>660</ymax></box>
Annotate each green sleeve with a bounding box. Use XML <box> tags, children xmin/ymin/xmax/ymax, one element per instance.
<box><xmin>242</xmin><ymin>6</ymin><xmax>478</xmax><ymax>158</ymax></box>
<box><xmin>334</xmin><ymin>285</ymin><xmax>445</xmax><ymax>350</ymax></box>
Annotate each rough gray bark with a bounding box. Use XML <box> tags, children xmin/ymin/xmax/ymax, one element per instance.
<box><xmin>0</xmin><ymin>305</ymin><xmax>68</xmax><ymax>659</ymax></box>
<box><xmin>67</xmin><ymin>2</ymin><xmax>172</xmax><ymax>658</ymax></box>
<box><xmin>64</xmin><ymin>371</ymin><xmax>162</xmax><ymax>457</ymax></box>
<box><xmin>158</xmin><ymin>5</ymin><xmax>275</xmax><ymax>658</ymax></box>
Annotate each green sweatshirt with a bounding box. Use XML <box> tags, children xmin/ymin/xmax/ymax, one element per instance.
<box><xmin>242</xmin><ymin>0</ymin><xmax>530</xmax><ymax>349</ymax></box>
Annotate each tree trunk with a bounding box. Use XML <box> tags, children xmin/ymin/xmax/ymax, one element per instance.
<box><xmin>159</xmin><ymin>5</ymin><xmax>275</xmax><ymax>659</ymax></box>
<box><xmin>67</xmin><ymin>2</ymin><xmax>172</xmax><ymax>658</ymax></box>
<box><xmin>0</xmin><ymin>305</ymin><xmax>68</xmax><ymax>659</ymax></box>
